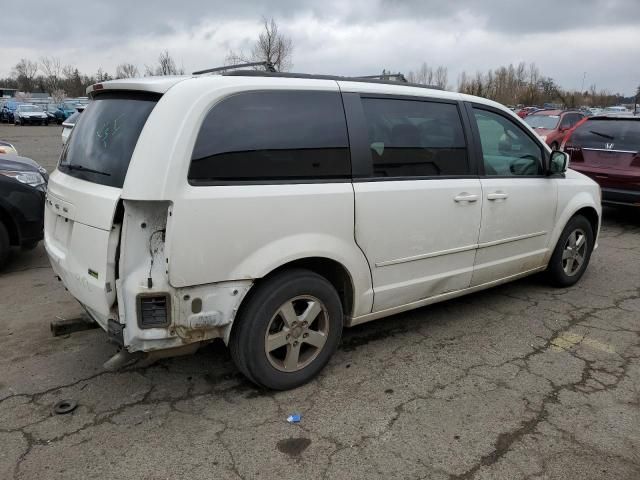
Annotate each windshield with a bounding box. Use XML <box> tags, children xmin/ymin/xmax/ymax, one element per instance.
<box><xmin>58</xmin><ymin>92</ymin><xmax>159</xmax><ymax>188</ymax></box>
<box><xmin>571</xmin><ymin>119</ymin><xmax>640</xmax><ymax>151</ymax></box>
<box><xmin>62</xmin><ymin>103</ymin><xmax>77</xmax><ymax>110</ymax></box>
<box><xmin>525</xmin><ymin>114</ymin><xmax>560</xmax><ymax>129</ymax></box>
<box><xmin>19</xmin><ymin>105</ymin><xmax>40</xmax><ymax>112</ymax></box>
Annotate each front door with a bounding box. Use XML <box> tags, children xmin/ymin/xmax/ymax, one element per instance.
<box><xmin>347</xmin><ymin>94</ymin><xmax>482</xmax><ymax>312</ymax></box>
<box><xmin>469</xmin><ymin>105</ymin><xmax>557</xmax><ymax>286</ymax></box>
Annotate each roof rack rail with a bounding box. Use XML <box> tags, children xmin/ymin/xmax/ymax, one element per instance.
<box><xmin>193</xmin><ymin>61</ymin><xmax>276</xmax><ymax>75</ymax></box>
<box><xmin>220</xmin><ymin>70</ymin><xmax>445</xmax><ymax>91</ymax></box>
<box><xmin>355</xmin><ymin>73</ymin><xmax>408</xmax><ymax>83</ymax></box>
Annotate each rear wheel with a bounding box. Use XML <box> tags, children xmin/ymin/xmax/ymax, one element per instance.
<box><xmin>546</xmin><ymin>215</ymin><xmax>594</xmax><ymax>287</ymax></box>
<box><xmin>230</xmin><ymin>269</ymin><xmax>343</xmax><ymax>390</ymax></box>
<box><xmin>0</xmin><ymin>222</ymin><xmax>10</xmax><ymax>269</ymax></box>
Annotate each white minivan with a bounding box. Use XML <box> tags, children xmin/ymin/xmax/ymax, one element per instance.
<box><xmin>45</xmin><ymin>71</ymin><xmax>601</xmax><ymax>389</ymax></box>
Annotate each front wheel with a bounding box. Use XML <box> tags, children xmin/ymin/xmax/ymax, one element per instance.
<box><xmin>546</xmin><ymin>215</ymin><xmax>594</xmax><ymax>287</ymax></box>
<box><xmin>0</xmin><ymin>222</ymin><xmax>10</xmax><ymax>269</ymax></box>
<box><xmin>230</xmin><ymin>269</ymin><xmax>343</xmax><ymax>390</ymax></box>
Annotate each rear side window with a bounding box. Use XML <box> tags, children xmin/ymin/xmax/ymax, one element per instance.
<box><xmin>360</xmin><ymin>98</ymin><xmax>468</xmax><ymax>178</ymax></box>
<box><xmin>570</xmin><ymin>119</ymin><xmax>640</xmax><ymax>151</ymax></box>
<box><xmin>59</xmin><ymin>92</ymin><xmax>159</xmax><ymax>188</ymax></box>
<box><xmin>189</xmin><ymin>90</ymin><xmax>350</xmax><ymax>183</ymax></box>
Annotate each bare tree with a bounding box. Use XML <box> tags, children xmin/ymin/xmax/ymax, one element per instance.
<box><xmin>115</xmin><ymin>63</ymin><xmax>139</xmax><ymax>79</ymax></box>
<box><xmin>51</xmin><ymin>89</ymin><xmax>66</xmax><ymax>103</ymax></box>
<box><xmin>434</xmin><ymin>66</ymin><xmax>448</xmax><ymax>89</ymax></box>
<box><xmin>12</xmin><ymin>59</ymin><xmax>38</xmax><ymax>92</ymax></box>
<box><xmin>225</xmin><ymin>17</ymin><xmax>293</xmax><ymax>71</ymax></box>
<box><xmin>40</xmin><ymin>56</ymin><xmax>63</xmax><ymax>93</ymax></box>
<box><xmin>145</xmin><ymin>51</ymin><xmax>183</xmax><ymax>76</ymax></box>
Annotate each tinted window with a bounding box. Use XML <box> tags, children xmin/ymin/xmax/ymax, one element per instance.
<box><xmin>570</xmin><ymin>119</ymin><xmax>640</xmax><ymax>151</ymax></box>
<box><xmin>361</xmin><ymin>98</ymin><xmax>468</xmax><ymax>177</ymax></box>
<box><xmin>189</xmin><ymin>91</ymin><xmax>350</xmax><ymax>183</ymax></box>
<box><xmin>473</xmin><ymin>108</ymin><xmax>543</xmax><ymax>176</ymax></box>
<box><xmin>59</xmin><ymin>92</ymin><xmax>159</xmax><ymax>188</ymax></box>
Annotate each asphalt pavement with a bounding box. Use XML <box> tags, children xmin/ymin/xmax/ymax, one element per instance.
<box><xmin>1</xmin><ymin>125</ymin><xmax>638</xmax><ymax>479</ymax></box>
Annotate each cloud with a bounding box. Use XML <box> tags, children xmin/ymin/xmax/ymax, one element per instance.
<box><xmin>2</xmin><ymin>0</ymin><xmax>639</xmax><ymax>94</ymax></box>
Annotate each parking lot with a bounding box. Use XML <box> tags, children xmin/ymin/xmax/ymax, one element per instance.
<box><xmin>1</xmin><ymin>124</ymin><xmax>639</xmax><ymax>479</ymax></box>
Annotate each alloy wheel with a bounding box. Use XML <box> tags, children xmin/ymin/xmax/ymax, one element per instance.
<box><xmin>562</xmin><ymin>228</ymin><xmax>587</xmax><ymax>276</ymax></box>
<box><xmin>264</xmin><ymin>295</ymin><xmax>329</xmax><ymax>372</ymax></box>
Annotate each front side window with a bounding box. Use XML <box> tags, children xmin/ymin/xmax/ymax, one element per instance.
<box><xmin>189</xmin><ymin>90</ymin><xmax>350</xmax><ymax>183</ymax></box>
<box><xmin>361</xmin><ymin>98</ymin><xmax>468</xmax><ymax>178</ymax></box>
<box><xmin>473</xmin><ymin>108</ymin><xmax>543</xmax><ymax>176</ymax></box>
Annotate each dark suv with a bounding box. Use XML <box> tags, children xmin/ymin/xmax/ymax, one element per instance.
<box><xmin>563</xmin><ymin>115</ymin><xmax>640</xmax><ymax>207</ymax></box>
<box><xmin>0</xmin><ymin>154</ymin><xmax>47</xmax><ymax>267</ymax></box>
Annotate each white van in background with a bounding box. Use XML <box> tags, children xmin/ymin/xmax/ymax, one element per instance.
<box><xmin>44</xmin><ymin>71</ymin><xmax>600</xmax><ymax>389</ymax></box>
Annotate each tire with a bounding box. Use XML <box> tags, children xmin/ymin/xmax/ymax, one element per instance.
<box><xmin>0</xmin><ymin>222</ymin><xmax>10</xmax><ymax>269</ymax></box>
<box><xmin>230</xmin><ymin>269</ymin><xmax>344</xmax><ymax>390</ymax></box>
<box><xmin>546</xmin><ymin>215</ymin><xmax>594</xmax><ymax>287</ymax></box>
<box><xmin>14</xmin><ymin>119</ymin><xmax>20</xmax><ymax>126</ymax></box>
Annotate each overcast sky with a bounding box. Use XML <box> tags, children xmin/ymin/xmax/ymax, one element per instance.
<box><xmin>4</xmin><ymin>0</ymin><xmax>639</xmax><ymax>94</ymax></box>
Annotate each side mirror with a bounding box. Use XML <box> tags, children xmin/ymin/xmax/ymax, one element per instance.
<box><xmin>549</xmin><ymin>150</ymin><xmax>569</xmax><ymax>175</ymax></box>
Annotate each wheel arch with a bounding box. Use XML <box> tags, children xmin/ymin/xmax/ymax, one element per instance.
<box><xmin>262</xmin><ymin>257</ymin><xmax>355</xmax><ymax>318</ymax></box>
<box><xmin>223</xmin><ymin>256</ymin><xmax>360</xmax><ymax>345</ymax></box>
<box><xmin>546</xmin><ymin>196</ymin><xmax>601</xmax><ymax>266</ymax></box>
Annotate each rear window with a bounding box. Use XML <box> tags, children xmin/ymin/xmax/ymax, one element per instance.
<box><xmin>58</xmin><ymin>92</ymin><xmax>159</xmax><ymax>188</ymax></box>
<box><xmin>188</xmin><ymin>90</ymin><xmax>350</xmax><ymax>184</ymax></box>
<box><xmin>525</xmin><ymin>114</ymin><xmax>560</xmax><ymax>130</ymax></box>
<box><xmin>570</xmin><ymin>119</ymin><xmax>640</xmax><ymax>152</ymax></box>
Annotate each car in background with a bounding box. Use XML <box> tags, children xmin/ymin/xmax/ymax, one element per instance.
<box><xmin>525</xmin><ymin>110</ymin><xmax>585</xmax><ymax>150</ymax></box>
<box><xmin>603</xmin><ymin>106</ymin><xmax>630</xmax><ymax>115</ymax></box>
<box><xmin>42</xmin><ymin>104</ymin><xmax>60</xmax><ymax>124</ymax></box>
<box><xmin>14</xmin><ymin>104</ymin><xmax>49</xmax><ymax>126</ymax></box>
<box><xmin>0</xmin><ymin>153</ymin><xmax>48</xmax><ymax>268</ymax></box>
<box><xmin>562</xmin><ymin>115</ymin><xmax>640</xmax><ymax>207</ymax></box>
<box><xmin>54</xmin><ymin>102</ymin><xmax>79</xmax><ymax>124</ymax></box>
<box><xmin>517</xmin><ymin>106</ymin><xmax>541</xmax><ymax>118</ymax></box>
<box><xmin>0</xmin><ymin>141</ymin><xmax>18</xmax><ymax>155</ymax></box>
<box><xmin>61</xmin><ymin>105</ymin><xmax>86</xmax><ymax>144</ymax></box>
<box><xmin>1</xmin><ymin>101</ymin><xmax>19</xmax><ymax>124</ymax></box>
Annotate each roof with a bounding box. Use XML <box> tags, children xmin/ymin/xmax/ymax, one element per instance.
<box><xmin>87</xmin><ymin>71</ymin><xmax>514</xmax><ymax>118</ymax></box>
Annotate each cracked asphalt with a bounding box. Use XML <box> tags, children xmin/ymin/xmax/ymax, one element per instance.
<box><xmin>1</xmin><ymin>125</ymin><xmax>639</xmax><ymax>479</ymax></box>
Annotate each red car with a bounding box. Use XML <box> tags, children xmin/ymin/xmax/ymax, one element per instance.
<box><xmin>516</xmin><ymin>106</ymin><xmax>540</xmax><ymax>118</ymax></box>
<box><xmin>525</xmin><ymin>110</ymin><xmax>585</xmax><ymax>150</ymax></box>
<box><xmin>563</xmin><ymin>115</ymin><xmax>640</xmax><ymax>207</ymax></box>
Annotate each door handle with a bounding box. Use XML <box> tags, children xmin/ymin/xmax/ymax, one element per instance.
<box><xmin>487</xmin><ymin>192</ymin><xmax>508</xmax><ymax>201</ymax></box>
<box><xmin>454</xmin><ymin>193</ymin><xmax>479</xmax><ymax>203</ymax></box>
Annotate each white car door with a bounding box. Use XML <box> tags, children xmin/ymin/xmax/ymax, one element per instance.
<box><xmin>468</xmin><ymin>105</ymin><xmax>557</xmax><ymax>286</ymax></box>
<box><xmin>345</xmin><ymin>94</ymin><xmax>483</xmax><ymax>312</ymax></box>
